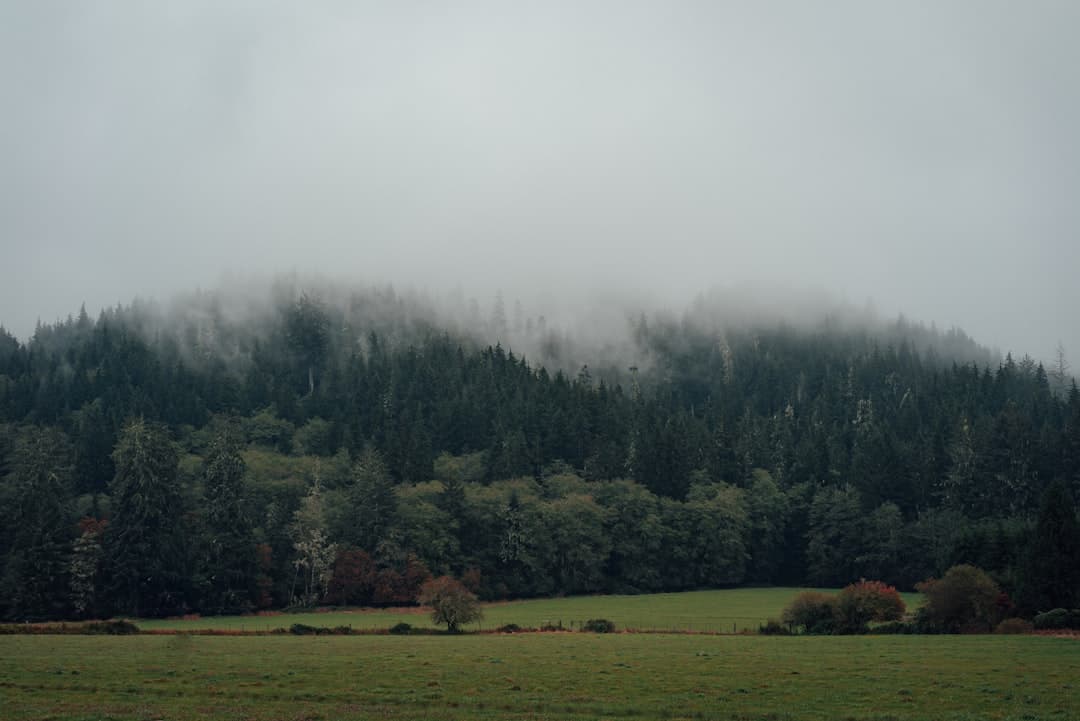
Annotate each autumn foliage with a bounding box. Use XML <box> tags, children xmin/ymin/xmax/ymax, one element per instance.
<box><xmin>835</xmin><ymin>580</ymin><xmax>906</xmax><ymax>633</ymax></box>
<box><xmin>782</xmin><ymin>581</ymin><xmax>905</xmax><ymax>634</ymax></box>
<box><xmin>418</xmin><ymin>576</ymin><xmax>482</xmax><ymax>632</ymax></box>
<box><xmin>325</xmin><ymin>548</ymin><xmax>376</xmax><ymax>606</ymax></box>
<box><xmin>326</xmin><ymin>550</ymin><xmax>431</xmax><ymax>607</ymax></box>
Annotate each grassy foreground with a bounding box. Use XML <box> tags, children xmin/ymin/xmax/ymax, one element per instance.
<box><xmin>137</xmin><ymin>587</ymin><xmax>922</xmax><ymax>633</ymax></box>
<box><xmin>1</xmin><ymin>634</ymin><xmax>1077</xmax><ymax>721</ymax></box>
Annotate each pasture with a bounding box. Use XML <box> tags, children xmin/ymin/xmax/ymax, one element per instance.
<box><xmin>136</xmin><ymin>587</ymin><xmax>922</xmax><ymax>633</ymax></box>
<box><xmin>2</xmin><ymin>634</ymin><xmax>1077</xmax><ymax>720</ymax></box>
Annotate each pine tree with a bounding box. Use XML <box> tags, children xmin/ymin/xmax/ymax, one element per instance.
<box><xmin>347</xmin><ymin>446</ymin><xmax>398</xmax><ymax>553</ymax></box>
<box><xmin>1</xmin><ymin>428</ymin><xmax>74</xmax><ymax>619</ymax></box>
<box><xmin>103</xmin><ymin>419</ymin><xmax>185</xmax><ymax>617</ymax></box>
<box><xmin>285</xmin><ymin>292</ymin><xmax>330</xmax><ymax>396</ymax></box>
<box><xmin>1019</xmin><ymin>480</ymin><xmax>1080</xmax><ymax>613</ymax></box>
<box><xmin>202</xmin><ymin>419</ymin><xmax>255</xmax><ymax>613</ymax></box>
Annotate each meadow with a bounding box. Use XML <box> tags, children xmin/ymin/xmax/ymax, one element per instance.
<box><xmin>136</xmin><ymin>587</ymin><xmax>922</xmax><ymax>633</ymax></box>
<box><xmin>6</xmin><ymin>588</ymin><xmax>1070</xmax><ymax>721</ymax></box>
<box><xmin>2</xmin><ymin>633</ymin><xmax>1077</xmax><ymax>721</ymax></box>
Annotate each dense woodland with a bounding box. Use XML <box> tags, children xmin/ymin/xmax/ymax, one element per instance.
<box><xmin>1</xmin><ymin>282</ymin><xmax>1078</xmax><ymax>621</ymax></box>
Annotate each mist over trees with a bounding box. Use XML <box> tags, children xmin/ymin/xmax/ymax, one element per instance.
<box><xmin>0</xmin><ymin>278</ymin><xmax>1078</xmax><ymax>620</ymax></box>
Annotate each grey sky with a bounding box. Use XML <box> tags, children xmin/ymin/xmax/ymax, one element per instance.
<box><xmin>2</xmin><ymin>1</ymin><xmax>1078</xmax><ymax>362</ymax></box>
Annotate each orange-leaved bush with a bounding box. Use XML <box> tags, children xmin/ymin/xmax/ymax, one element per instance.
<box><xmin>835</xmin><ymin>580</ymin><xmax>906</xmax><ymax>633</ymax></box>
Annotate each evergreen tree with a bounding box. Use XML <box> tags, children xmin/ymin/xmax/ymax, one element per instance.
<box><xmin>347</xmin><ymin>446</ymin><xmax>398</xmax><ymax>553</ymax></box>
<box><xmin>285</xmin><ymin>292</ymin><xmax>330</xmax><ymax>396</ymax></box>
<box><xmin>1019</xmin><ymin>480</ymin><xmax>1080</xmax><ymax>613</ymax></box>
<box><xmin>69</xmin><ymin>517</ymin><xmax>106</xmax><ymax>619</ymax></box>
<box><xmin>202</xmin><ymin>419</ymin><xmax>256</xmax><ymax>613</ymax></box>
<box><xmin>103</xmin><ymin>419</ymin><xmax>186</xmax><ymax>617</ymax></box>
<box><xmin>72</xmin><ymin>399</ymin><xmax>115</xmax><ymax>498</ymax></box>
<box><xmin>1</xmin><ymin>428</ymin><xmax>74</xmax><ymax>619</ymax></box>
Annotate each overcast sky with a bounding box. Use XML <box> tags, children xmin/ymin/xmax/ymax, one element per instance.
<box><xmin>1</xmin><ymin>1</ymin><xmax>1077</xmax><ymax>361</ymax></box>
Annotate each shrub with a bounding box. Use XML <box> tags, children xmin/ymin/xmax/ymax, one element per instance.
<box><xmin>388</xmin><ymin>622</ymin><xmax>413</xmax><ymax>635</ymax></box>
<box><xmin>871</xmin><ymin>621</ymin><xmax>916</xmax><ymax>635</ymax></box>
<box><xmin>0</xmin><ymin>620</ymin><xmax>140</xmax><ymax>635</ymax></box>
<box><xmin>286</xmin><ymin>623</ymin><xmax>352</xmax><ymax>635</ymax></box>
<box><xmin>497</xmin><ymin>623</ymin><xmax>524</xmax><ymax>633</ymax></box>
<box><xmin>782</xmin><ymin>591</ymin><xmax>838</xmax><ymax>634</ymax></box>
<box><xmin>916</xmin><ymin>564</ymin><xmax>1002</xmax><ymax>633</ymax></box>
<box><xmin>84</xmin><ymin>620</ymin><xmax>140</xmax><ymax>635</ymax></box>
<box><xmin>582</xmin><ymin>618</ymin><xmax>616</xmax><ymax>633</ymax></box>
<box><xmin>835</xmin><ymin>580</ymin><xmax>906</xmax><ymax>634</ymax></box>
<box><xmin>1033</xmin><ymin>608</ymin><xmax>1080</xmax><ymax>630</ymax></box>
<box><xmin>995</xmin><ymin>618</ymin><xmax>1034</xmax><ymax>635</ymax></box>
<box><xmin>289</xmin><ymin>623</ymin><xmax>320</xmax><ymax>635</ymax></box>
<box><xmin>758</xmin><ymin>618</ymin><xmax>791</xmax><ymax>635</ymax></box>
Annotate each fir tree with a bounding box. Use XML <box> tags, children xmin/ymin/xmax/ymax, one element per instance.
<box><xmin>103</xmin><ymin>419</ymin><xmax>185</xmax><ymax>617</ymax></box>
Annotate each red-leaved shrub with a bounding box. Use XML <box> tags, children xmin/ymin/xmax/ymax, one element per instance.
<box><xmin>835</xmin><ymin>580</ymin><xmax>906</xmax><ymax>633</ymax></box>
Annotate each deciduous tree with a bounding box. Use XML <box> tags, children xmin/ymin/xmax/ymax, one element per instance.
<box><xmin>418</xmin><ymin>575</ymin><xmax>482</xmax><ymax>632</ymax></box>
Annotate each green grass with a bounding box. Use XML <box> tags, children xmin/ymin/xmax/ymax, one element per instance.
<box><xmin>1</xmin><ymin>634</ymin><xmax>1076</xmax><ymax>720</ymax></box>
<box><xmin>136</xmin><ymin>587</ymin><xmax>922</xmax><ymax>633</ymax></box>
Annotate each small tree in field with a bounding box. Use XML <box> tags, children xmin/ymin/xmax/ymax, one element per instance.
<box><xmin>418</xmin><ymin>576</ymin><xmax>482</xmax><ymax>632</ymax></box>
<box><xmin>835</xmin><ymin>580</ymin><xmax>906</xmax><ymax>633</ymax></box>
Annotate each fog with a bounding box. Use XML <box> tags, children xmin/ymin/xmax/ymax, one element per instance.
<box><xmin>2</xmin><ymin>1</ymin><xmax>1078</xmax><ymax>363</ymax></box>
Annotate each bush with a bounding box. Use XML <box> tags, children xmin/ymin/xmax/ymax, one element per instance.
<box><xmin>388</xmin><ymin>622</ymin><xmax>413</xmax><ymax>635</ymax></box>
<box><xmin>835</xmin><ymin>580</ymin><xmax>906</xmax><ymax>634</ymax></box>
<box><xmin>289</xmin><ymin>623</ymin><xmax>320</xmax><ymax>635</ymax></box>
<box><xmin>497</xmin><ymin>623</ymin><xmax>524</xmax><ymax>633</ymax></box>
<box><xmin>995</xmin><ymin>618</ymin><xmax>1034</xmax><ymax>635</ymax></box>
<box><xmin>758</xmin><ymin>618</ymin><xmax>791</xmax><ymax>635</ymax></box>
<box><xmin>871</xmin><ymin>621</ymin><xmax>916</xmax><ymax>635</ymax></box>
<box><xmin>0</xmin><ymin>620</ymin><xmax>141</xmax><ymax>635</ymax></box>
<box><xmin>84</xmin><ymin>620</ymin><xmax>140</xmax><ymax>635</ymax></box>
<box><xmin>288</xmin><ymin>623</ymin><xmax>352</xmax><ymax>635</ymax></box>
<box><xmin>916</xmin><ymin>564</ymin><xmax>1002</xmax><ymax>633</ymax></box>
<box><xmin>1033</xmin><ymin>608</ymin><xmax>1080</xmax><ymax>630</ymax></box>
<box><xmin>782</xmin><ymin>591</ymin><xmax>838</xmax><ymax>634</ymax></box>
<box><xmin>582</xmin><ymin>618</ymin><xmax>616</xmax><ymax>633</ymax></box>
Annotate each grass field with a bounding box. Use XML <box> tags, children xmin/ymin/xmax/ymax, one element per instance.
<box><xmin>2</xmin><ymin>634</ymin><xmax>1077</xmax><ymax>720</ymax></box>
<box><xmin>136</xmin><ymin>587</ymin><xmax>923</xmax><ymax>633</ymax></box>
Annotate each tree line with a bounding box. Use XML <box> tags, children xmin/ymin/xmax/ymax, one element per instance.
<box><xmin>0</xmin><ymin>288</ymin><xmax>1078</xmax><ymax>620</ymax></box>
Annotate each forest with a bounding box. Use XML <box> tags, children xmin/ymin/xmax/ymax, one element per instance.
<box><xmin>1</xmin><ymin>280</ymin><xmax>1078</xmax><ymax>621</ymax></box>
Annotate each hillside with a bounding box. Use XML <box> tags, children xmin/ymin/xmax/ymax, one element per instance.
<box><xmin>0</xmin><ymin>282</ymin><xmax>1078</xmax><ymax>620</ymax></box>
